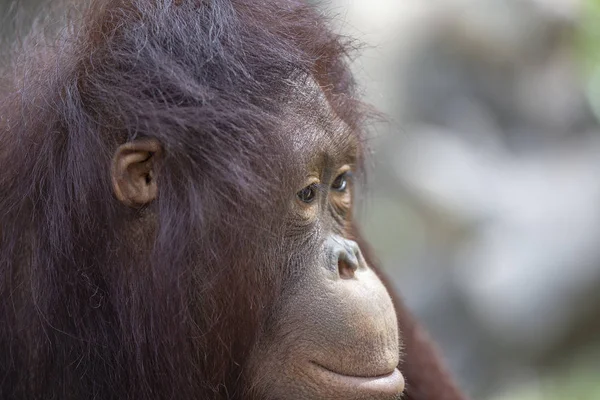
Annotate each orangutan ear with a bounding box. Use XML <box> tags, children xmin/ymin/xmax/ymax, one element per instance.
<box><xmin>111</xmin><ymin>138</ymin><xmax>162</xmax><ymax>207</ymax></box>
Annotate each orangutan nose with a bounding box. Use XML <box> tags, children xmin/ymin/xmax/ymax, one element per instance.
<box><xmin>327</xmin><ymin>235</ymin><xmax>364</xmax><ymax>280</ymax></box>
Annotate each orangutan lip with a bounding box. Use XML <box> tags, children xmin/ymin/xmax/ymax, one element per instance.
<box><xmin>310</xmin><ymin>361</ymin><xmax>395</xmax><ymax>379</ymax></box>
<box><xmin>309</xmin><ymin>361</ymin><xmax>405</xmax><ymax>395</ymax></box>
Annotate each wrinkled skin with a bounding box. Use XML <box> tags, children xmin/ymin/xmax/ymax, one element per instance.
<box><xmin>241</xmin><ymin>86</ymin><xmax>404</xmax><ymax>399</ymax></box>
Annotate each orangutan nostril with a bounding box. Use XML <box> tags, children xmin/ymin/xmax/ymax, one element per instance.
<box><xmin>338</xmin><ymin>259</ymin><xmax>356</xmax><ymax>279</ymax></box>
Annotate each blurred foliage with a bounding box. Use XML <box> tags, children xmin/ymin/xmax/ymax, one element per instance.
<box><xmin>578</xmin><ymin>0</ymin><xmax>600</xmax><ymax>69</ymax></box>
<box><xmin>579</xmin><ymin>0</ymin><xmax>600</xmax><ymax>120</ymax></box>
<box><xmin>491</xmin><ymin>345</ymin><xmax>600</xmax><ymax>400</ymax></box>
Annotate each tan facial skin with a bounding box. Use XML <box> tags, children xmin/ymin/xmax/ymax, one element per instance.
<box><xmin>110</xmin><ymin>85</ymin><xmax>404</xmax><ymax>400</ymax></box>
<box><xmin>246</xmin><ymin>231</ymin><xmax>403</xmax><ymax>400</ymax></box>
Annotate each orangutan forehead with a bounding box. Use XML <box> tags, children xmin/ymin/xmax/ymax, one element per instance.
<box><xmin>281</xmin><ymin>76</ymin><xmax>359</xmax><ymax>169</ymax></box>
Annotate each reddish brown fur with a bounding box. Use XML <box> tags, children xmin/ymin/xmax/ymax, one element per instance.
<box><xmin>0</xmin><ymin>0</ymin><xmax>466</xmax><ymax>399</ymax></box>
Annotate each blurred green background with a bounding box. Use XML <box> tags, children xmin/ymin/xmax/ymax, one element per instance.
<box><xmin>2</xmin><ymin>1</ymin><xmax>600</xmax><ymax>399</ymax></box>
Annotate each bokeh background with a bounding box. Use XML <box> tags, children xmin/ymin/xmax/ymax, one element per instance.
<box><xmin>318</xmin><ymin>1</ymin><xmax>600</xmax><ymax>399</ymax></box>
<box><xmin>2</xmin><ymin>0</ymin><xmax>600</xmax><ymax>399</ymax></box>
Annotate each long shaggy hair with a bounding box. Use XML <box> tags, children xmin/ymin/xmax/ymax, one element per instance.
<box><xmin>0</xmin><ymin>1</ymin><xmax>365</xmax><ymax>399</ymax></box>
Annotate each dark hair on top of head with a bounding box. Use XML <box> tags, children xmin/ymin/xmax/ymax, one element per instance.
<box><xmin>0</xmin><ymin>0</ymin><xmax>367</xmax><ymax>399</ymax></box>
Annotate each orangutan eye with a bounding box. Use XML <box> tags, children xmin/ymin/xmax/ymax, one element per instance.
<box><xmin>331</xmin><ymin>172</ymin><xmax>350</xmax><ymax>192</ymax></box>
<box><xmin>297</xmin><ymin>184</ymin><xmax>317</xmax><ymax>203</ymax></box>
